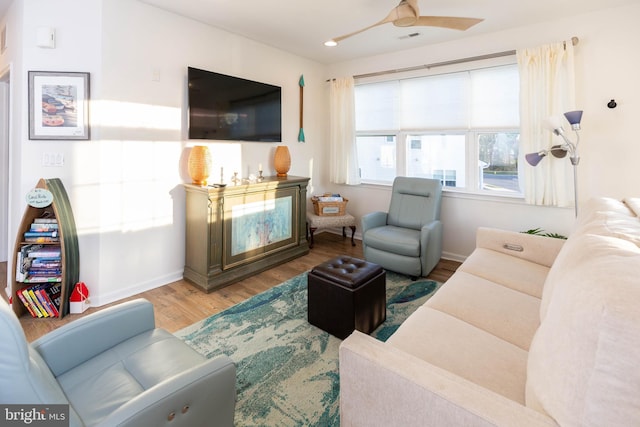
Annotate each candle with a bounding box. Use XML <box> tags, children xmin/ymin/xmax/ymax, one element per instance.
<box><xmin>258</xmin><ymin>163</ymin><xmax>263</xmax><ymax>172</ymax></box>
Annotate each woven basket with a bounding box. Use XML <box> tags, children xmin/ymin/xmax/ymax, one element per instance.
<box><xmin>311</xmin><ymin>196</ymin><xmax>348</xmax><ymax>216</ymax></box>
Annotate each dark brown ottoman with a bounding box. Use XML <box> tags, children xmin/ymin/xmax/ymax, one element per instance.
<box><xmin>307</xmin><ymin>256</ymin><xmax>386</xmax><ymax>339</ymax></box>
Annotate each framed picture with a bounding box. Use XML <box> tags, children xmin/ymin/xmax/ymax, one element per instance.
<box><xmin>29</xmin><ymin>71</ymin><xmax>90</xmax><ymax>140</ymax></box>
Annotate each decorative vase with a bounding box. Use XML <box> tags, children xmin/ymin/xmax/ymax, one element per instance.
<box><xmin>188</xmin><ymin>145</ymin><xmax>212</xmax><ymax>185</ymax></box>
<box><xmin>274</xmin><ymin>146</ymin><xmax>291</xmax><ymax>177</ymax></box>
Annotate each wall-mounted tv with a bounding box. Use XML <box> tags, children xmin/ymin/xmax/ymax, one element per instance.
<box><xmin>187</xmin><ymin>67</ymin><xmax>282</xmax><ymax>142</ymax></box>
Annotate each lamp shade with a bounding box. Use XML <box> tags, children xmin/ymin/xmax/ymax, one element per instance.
<box><xmin>564</xmin><ymin>110</ymin><xmax>583</xmax><ymax>126</ymax></box>
<box><xmin>525</xmin><ymin>152</ymin><xmax>546</xmax><ymax>167</ymax></box>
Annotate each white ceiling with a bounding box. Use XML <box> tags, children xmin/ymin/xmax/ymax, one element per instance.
<box><xmin>138</xmin><ymin>0</ymin><xmax>636</xmax><ymax>64</ymax></box>
<box><xmin>0</xmin><ymin>0</ymin><xmax>633</xmax><ymax>63</ymax></box>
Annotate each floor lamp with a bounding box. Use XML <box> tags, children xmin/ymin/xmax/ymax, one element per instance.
<box><xmin>525</xmin><ymin>110</ymin><xmax>583</xmax><ymax>217</ymax></box>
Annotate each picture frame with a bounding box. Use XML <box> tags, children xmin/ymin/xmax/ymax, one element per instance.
<box><xmin>29</xmin><ymin>71</ymin><xmax>90</xmax><ymax>140</ymax></box>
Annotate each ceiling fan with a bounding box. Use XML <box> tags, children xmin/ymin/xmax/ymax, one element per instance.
<box><xmin>326</xmin><ymin>0</ymin><xmax>483</xmax><ymax>45</ymax></box>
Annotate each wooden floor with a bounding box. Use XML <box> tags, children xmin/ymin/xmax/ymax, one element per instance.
<box><xmin>3</xmin><ymin>232</ymin><xmax>460</xmax><ymax>342</ymax></box>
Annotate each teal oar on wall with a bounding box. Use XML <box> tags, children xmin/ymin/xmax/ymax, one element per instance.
<box><xmin>298</xmin><ymin>75</ymin><xmax>305</xmax><ymax>142</ymax></box>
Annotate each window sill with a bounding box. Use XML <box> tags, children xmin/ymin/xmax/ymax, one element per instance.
<box><xmin>358</xmin><ymin>181</ymin><xmax>526</xmax><ymax>205</ymax></box>
<box><xmin>442</xmin><ymin>189</ymin><xmax>525</xmax><ymax>205</ymax></box>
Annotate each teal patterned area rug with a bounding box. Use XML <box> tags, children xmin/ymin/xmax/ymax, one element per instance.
<box><xmin>176</xmin><ymin>271</ymin><xmax>441</xmax><ymax>427</ymax></box>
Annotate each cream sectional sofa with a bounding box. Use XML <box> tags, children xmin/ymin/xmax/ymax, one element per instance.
<box><xmin>340</xmin><ymin>197</ymin><xmax>640</xmax><ymax>426</ymax></box>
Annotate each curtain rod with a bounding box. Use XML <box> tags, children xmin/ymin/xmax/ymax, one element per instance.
<box><xmin>329</xmin><ymin>36</ymin><xmax>579</xmax><ymax>81</ymax></box>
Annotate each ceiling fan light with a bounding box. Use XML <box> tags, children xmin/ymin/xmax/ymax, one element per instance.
<box><xmin>392</xmin><ymin>2</ymin><xmax>418</xmax><ymax>27</ymax></box>
<box><xmin>324</xmin><ymin>40</ymin><xmax>337</xmax><ymax>47</ymax></box>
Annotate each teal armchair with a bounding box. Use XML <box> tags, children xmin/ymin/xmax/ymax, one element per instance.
<box><xmin>361</xmin><ymin>177</ymin><xmax>443</xmax><ymax>278</ymax></box>
<box><xmin>0</xmin><ymin>298</ymin><xmax>236</xmax><ymax>427</ymax></box>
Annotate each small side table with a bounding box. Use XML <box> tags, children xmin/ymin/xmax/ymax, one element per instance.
<box><xmin>306</xmin><ymin>212</ymin><xmax>356</xmax><ymax>249</ymax></box>
<box><xmin>307</xmin><ymin>256</ymin><xmax>386</xmax><ymax>339</ymax></box>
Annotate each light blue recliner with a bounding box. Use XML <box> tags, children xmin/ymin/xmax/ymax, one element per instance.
<box><xmin>362</xmin><ymin>177</ymin><xmax>443</xmax><ymax>278</ymax></box>
<box><xmin>0</xmin><ymin>298</ymin><xmax>236</xmax><ymax>427</ymax></box>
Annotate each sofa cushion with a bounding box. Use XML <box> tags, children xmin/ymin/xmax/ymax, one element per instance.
<box><xmin>57</xmin><ymin>329</ymin><xmax>206</xmax><ymax>425</ymax></box>
<box><xmin>541</xmin><ymin>198</ymin><xmax>639</xmax><ymax>320</ymax></box>
<box><xmin>388</xmin><ymin>306</ymin><xmax>529</xmax><ymax>404</ymax></box>
<box><xmin>426</xmin><ymin>271</ymin><xmax>541</xmax><ymax>350</ymax></box>
<box><xmin>526</xmin><ymin>233</ymin><xmax>640</xmax><ymax>426</ymax></box>
<box><xmin>575</xmin><ymin>211</ymin><xmax>640</xmax><ymax>247</ymax></box>
<box><xmin>363</xmin><ymin>225</ymin><xmax>420</xmax><ymax>257</ymax></box>
<box><xmin>458</xmin><ymin>248</ymin><xmax>551</xmax><ymax>299</ymax></box>
<box><xmin>575</xmin><ymin>197</ymin><xmax>635</xmax><ymax>227</ymax></box>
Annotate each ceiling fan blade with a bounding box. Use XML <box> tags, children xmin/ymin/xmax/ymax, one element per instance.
<box><xmin>415</xmin><ymin>16</ymin><xmax>484</xmax><ymax>31</ymax></box>
<box><xmin>332</xmin><ymin>22</ymin><xmax>386</xmax><ymax>43</ymax></box>
<box><xmin>331</xmin><ymin>9</ymin><xmax>398</xmax><ymax>43</ymax></box>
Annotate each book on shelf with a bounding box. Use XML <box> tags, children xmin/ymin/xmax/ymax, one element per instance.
<box><xmin>27</xmin><ymin>269</ymin><xmax>63</xmax><ymax>277</ymax></box>
<box><xmin>27</xmin><ymin>246</ymin><xmax>62</xmax><ymax>258</ymax></box>
<box><xmin>28</xmin><ymin>288</ymin><xmax>49</xmax><ymax>317</ymax></box>
<box><xmin>24</xmin><ymin>231</ymin><xmax>59</xmax><ymax>238</ymax></box>
<box><xmin>16</xmin><ymin>290</ymin><xmax>39</xmax><ymax>318</ymax></box>
<box><xmin>15</xmin><ymin>244</ymin><xmax>43</xmax><ymax>282</ymax></box>
<box><xmin>29</xmin><ymin>223</ymin><xmax>59</xmax><ymax>231</ymax></box>
<box><xmin>23</xmin><ymin>230</ymin><xmax>60</xmax><ymax>243</ymax></box>
<box><xmin>17</xmin><ymin>283</ymin><xmax>62</xmax><ymax>318</ymax></box>
<box><xmin>21</xmin><ymin>288</ymin><xmax>44</xmax><ymax>317</ymax></box>
<box><xmin>24</xmin><ymin>236</ymin><xmax>60</xmax><ymax>243</ymax></box>
<box><xmin>15</xmin><ymin>244</ymin><xmax>62</xmax><ymax>283</ymax></box>
<box><xmin>23</xmin><ymin>275</ymin><xmax>62</xmax><ymax>283</ymax></box>
<box><xmin>34</xmin><ymin>288</ymin><xmax>57</xmax><ymax>317</ymax></box>
<box><xmin>44</xmin><ymin>283</ymin><xmax>62</xmax><ymax>315</ymax></box>
<box><xmin>33</xmin><ymin>217</ymin><xmax>58</xmax><ymax>224</ymax></box>
<box><xmin>30</xmin><ymin>260</ymin><xmax>62</xmax><ymax>269</ymax></box>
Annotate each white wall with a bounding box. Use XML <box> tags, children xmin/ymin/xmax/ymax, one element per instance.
<box><xmin>0</xmin><ymin>1</ymin><xmax>18</xmax><ymax>293</ymax></box>
<box><xmin>326</xmin><ymin>3</ymin><xmax>640</xmax><ymax>258</ymax></box>
<box><xmin>0</xmin><ymin>0</ymin><xmax>22</xmax><ymax>270</ymax></box>
<box><xmin>5</xmin><ymin>0</ymin><xmax>329</xmax><ymax>306</ymax></box>
<box><xmin>5</xmin><ymin>1</ymin><xmax>638</xmax><ymax>304</ymax></box>
<box><xmin>91</xmin><ymin>0</ymin><xmax>328</xmax><ymax>305</ymax></box>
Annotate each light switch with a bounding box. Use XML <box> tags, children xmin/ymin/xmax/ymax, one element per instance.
<box><xmin>42</xmin><ymin>152</ymin><xmax>64</xmax><ymax>167</ymax></box>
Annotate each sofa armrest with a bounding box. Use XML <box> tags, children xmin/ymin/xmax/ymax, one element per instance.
<box><xmin>361</xmin><ymin>211</ymin><xmax>388</xmax><ymax>234</ymax></box>
<box><xmin>99</xmin><ymin>355</ymin><xmax>236</xmax><ymax>427</ymax></box>
<box><xmin>32</xmin><ymin>299</ymin><xmax>156</xmax><ymax>376</ymax></box>
<box><xmin>420</xmin><ymin>220</ymin><xmax>443</xmax><ymax>274</ymax></box>
<box><xmin>340</xmin><ymin>331</ymin><xmax>557</xmax><ymax>427</ymax></box>
<box><xmin>475</xmin><ymin>227</ymin><xmax>565</xmax><ymax>268</ymax></box>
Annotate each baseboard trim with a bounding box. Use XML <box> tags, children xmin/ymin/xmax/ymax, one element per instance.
<box><xmin>317</xmin><ymin>229</ymin><xmax>468</xmax><ymax>263</ymax></box>
<box><xmin>91</xmin><ymin>270</ymin><xmax>184</xmax><ymax>307</ymax></box>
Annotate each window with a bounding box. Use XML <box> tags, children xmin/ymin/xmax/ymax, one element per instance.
<box><xmin>355</xmin><ymin>135</ymin><xmax>396</xmax><ymax>183</ymax></box>
<box><xmin>355</xmin><ymin>63</ymin><xmax>521</xmax><ymax>195</ymax></box>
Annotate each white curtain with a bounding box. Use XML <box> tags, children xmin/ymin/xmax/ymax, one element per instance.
<box><xmin>517</xmin><ymin>41</ymin><xmax>576</xmax><ymax>207</ymax></box>
<box><xmin>329</xmin><ymin>77</ymin><xmax>360</xmax><ymax>185</ymax></box>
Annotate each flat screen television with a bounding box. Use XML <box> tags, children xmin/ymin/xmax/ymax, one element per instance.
<box><xmin>187</xmin><ymin>67</ymin><xmax>282</xmax><ymax>142</ymax></box>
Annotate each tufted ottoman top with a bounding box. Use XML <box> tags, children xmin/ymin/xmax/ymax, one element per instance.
<box><xmin>310</xmin><ymin>256</ymin><xmax>384</xmax><ymax>289</ymax></box>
